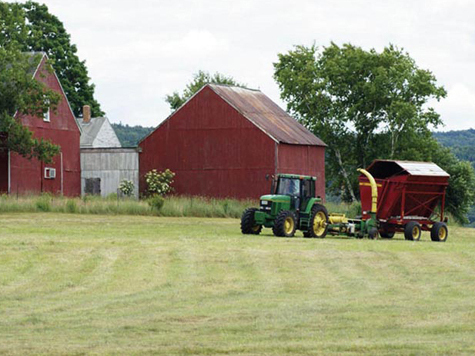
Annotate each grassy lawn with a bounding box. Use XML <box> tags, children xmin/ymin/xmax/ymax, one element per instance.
<box><xmin>1</xmin><ymin>214</ymin><xmax>475</xmax><ymax>355</ymax></box>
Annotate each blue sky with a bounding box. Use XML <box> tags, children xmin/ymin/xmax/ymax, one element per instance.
<box><xmin>28</xmin><ymin>0</ymin><xmax>475</xmax><ymax>131</ymax></box>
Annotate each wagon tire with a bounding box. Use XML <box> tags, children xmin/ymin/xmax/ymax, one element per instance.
<box><xmin>306</xmin><ymin>204</ymin><xmax>329</xmax><ymax>238</ymax></box>
<box><xmin>380</xmin><ymin>228</ymin><xmax>395</xmax><ymax>239</ymax></box>
<box><xmin>431</xmin><ymin>222</ymin><xmax>448</xmax><ymax>242</ymax></box>
<box><xmin>273</xmin><ymin>210</ymin><xmax>297</xmax><ymax>237</ymax></box>
<box><xmin>241</xmin><ymin>208</ymin><xmax>262</xmax><ymax>235</ymax></box>
<box><xmin>368</xmin><ymin>227</ymin><xmax>379</xmax><ymax>239</ymax></box>
<box><xmin>404</xmin><ymin>221</ymin><xmax>421</xmax><ymax>241</ymax></box>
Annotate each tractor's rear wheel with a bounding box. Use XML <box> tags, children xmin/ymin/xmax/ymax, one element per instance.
<box><xmin>404</xmin><ymin>221</ymin><xmax>421</xmax><ymax>241</ymax></box>
<box><xmin>305</xmin><ymin>204</ymin><xmax>329</xmax><ymax>238</ymax></box>
<box><xmin>431</xmin><ymin>222</ymin><xmax>448</xmax><ymax>242</ymax></box>
<box><xmin>273</xmin><ymin>210</ymin><xmax>297</xmax><ymax>237</ymax></box>
<box><xmin>241</xmin><ymin>208</ymin><xmax>262</xmax><ymax>235</ymax></box>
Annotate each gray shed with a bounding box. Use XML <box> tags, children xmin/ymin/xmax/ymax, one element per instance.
<box><xmin>78</xmin><ymin>105</ymin><xmax>139</xmax><ymax>198</ymax></box>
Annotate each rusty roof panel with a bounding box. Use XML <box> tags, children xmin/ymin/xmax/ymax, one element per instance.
<box><xmin>208</xmin><ymin>84</ymin><xmax>326</xmax><ymax>146</ymax></box>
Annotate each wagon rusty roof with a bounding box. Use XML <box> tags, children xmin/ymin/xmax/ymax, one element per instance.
<box><xmin>208</xmin><ymin>84</ymin><xmax>326</xmax><ymax>146</ymax></box>
<box><xmin>366</xmin><ymin>160</ymin><xmax>450</xmax><ymax>177</ymax></box>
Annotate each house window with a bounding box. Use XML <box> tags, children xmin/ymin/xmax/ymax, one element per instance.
<box><xmin>44</xmin><ymin>167</ymin><xmax>56</xmax><ymax>179</ymax></box>
<box><xmin>43</xmin><ymin>107</ymin><xmax>50</xmax><ymax>122</ymax></box>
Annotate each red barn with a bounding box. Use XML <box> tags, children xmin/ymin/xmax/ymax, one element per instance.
<box><xmin>0</xmin><ymin>53</ymin><xmax>80</xmax><ymax>196</ymax></box>
<box><xmin>139</xmin><ymin>84</ymin><xmax>326</xmax><ymax>200</ymax></box>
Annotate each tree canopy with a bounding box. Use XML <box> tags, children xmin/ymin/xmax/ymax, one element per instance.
<box><xmin>274</xmin><ymin>42</ymin><xmax>475</xmax><ymax>222</ymax></box>
<box><xmin>166</xmin><ymin>70</ymin><xmax>246</xmax><ymax>111</ymax></box>
<box><xmin>0</xmin><ymin>1</ymin><xmax>103</xmax><ymax>118</ymax></box>
<box><xmin>0</xmin><ymin>48</ymin><xmax>60</xmax><ymax>162</ymax></box>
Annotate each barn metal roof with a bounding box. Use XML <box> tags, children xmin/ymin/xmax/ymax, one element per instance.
<box><xmin>208</xmin><ymin>84</ymin><xmax>326</xmax><ymax>146</ymax></box>
<box><xmin>367</xmin><ymin>160</ymin><xmax>450</xmax><ymax>177</ymax></box>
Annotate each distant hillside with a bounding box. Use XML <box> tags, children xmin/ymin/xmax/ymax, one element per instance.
<box><xmin>112</xmin><ymin>123</ymin><xmax>154</xmax><ymax>147</ymax></box>
<box><xmin>434</xmin><ymin>129</ymin><xmax>475</xmax><ymax>227</ymax></box>
<box><xmin>433</xmin><ymin>129</ymin><xmax>475</xmax><ymax>169</ymax></box>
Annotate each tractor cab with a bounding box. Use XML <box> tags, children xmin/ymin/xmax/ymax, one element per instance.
<box><xmin>241</xmin><ymin>173</ymin><xmax>328</xmax><ymax>238</ymax></box>
<box><xmin>272</xmin><ymin>174</ymin><xmax>316</xmax><ymax>210</ymax></box>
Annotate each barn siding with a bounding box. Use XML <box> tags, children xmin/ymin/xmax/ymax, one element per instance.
<box><xmin>277</xmin><ymin>144</ymin><xmax>326</xmax><ymax>201</ymax></box>
<box><xmin>7</xmin><ymin>55</ymin><xmax>81</xmax><ymax>196</ymax></box>
<box><xmin>81</xmin><ymin>148</ymin><xmax>139</xmax><ymax>198</ymax></box>
<box><xmin>140</xmin><ymin>86</ymin><xmax>276</xmax><ymax>199</ymax></box>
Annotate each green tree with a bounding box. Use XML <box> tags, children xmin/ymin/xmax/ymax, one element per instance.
<box><xmin>166</xmin><ymin>70</ymin><xmax>246</xmax><ymax>111</ymax></box>
<box><xmin>0</xmin><ymin>1</ymin><xmax>103</xmax><ymax>118</ymax></box>
<box><xmin>0</xmin><ymin>48</ymin><xmax>60</xmax><ymax>162</ymax></box>
<box><xmin>274</xmin><ymin>43</ymin><xmax>447</xmax><ymax>201</ymax></box>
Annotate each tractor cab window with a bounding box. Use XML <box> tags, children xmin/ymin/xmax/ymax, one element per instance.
<box><xmin>276</xmin><ymin>177</ymin><xmax>300</xmax><ymax>196</ymax></box>
<box><xmin>302</xmin><ymin>179</ymin><xmax>314</xmax><ymax>198</ymax></box>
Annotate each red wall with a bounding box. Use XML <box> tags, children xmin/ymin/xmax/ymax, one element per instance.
<box><xmin>277</xmin><ymin>144</ymin><xmax>326</xmax><ymax>201</ymax></box>
<box><xmin>4</xmin><ymin>55</ymin><xmax>80</xmax><ymax>196</ymax></box>
<box><xmin>140</xmin><ymin>86</ymin><xmax>326</xmax><ymax>200</ymax></box>
<box><xmin>140</xmin><ymin>86</ymin><xmax>277</xmax><ymax>199</ymax></box>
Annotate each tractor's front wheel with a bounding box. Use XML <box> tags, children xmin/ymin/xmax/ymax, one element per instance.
<box><xmin>305</xmin><ymin>204</ymin><xmax>329</xmax><ymax>238</ymax></box>
<box><xmin>241</xmin><ymin>208</ymin><xmax>262</xmax><ymax>235</ymax></box>
<box><xmin>273</xmin><ymin>210</ymin><xmax>297</xmax><ymax>237</ymax></box>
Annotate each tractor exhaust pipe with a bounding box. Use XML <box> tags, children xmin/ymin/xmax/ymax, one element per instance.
<box><xmin>358</xmin><ymin>168</ymin><xmax>378</xmax><ymax>214</ymax></box>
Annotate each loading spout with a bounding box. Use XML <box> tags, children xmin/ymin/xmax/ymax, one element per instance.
<box><xmin>358</xmin><ymin>168</ymin><xmax>378</xmax><ymax>214</ymax></box>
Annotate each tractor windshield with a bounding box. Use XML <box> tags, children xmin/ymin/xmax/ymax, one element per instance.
<box><xmin>276</xmin><ymin>177</ymin><xmax>300</xmax><ymax>196</ymax></box>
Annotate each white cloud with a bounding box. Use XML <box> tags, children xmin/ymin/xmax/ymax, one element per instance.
<box><xmin>29</xmin><ymin>0</ymin><xmax>475</xmax><ymax>130</ymax></box>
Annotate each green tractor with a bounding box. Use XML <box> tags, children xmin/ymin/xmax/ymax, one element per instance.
<box><xmin>241</xmin><ymin>174</ymin><xmax>329</xmax><ymax>238</ymax></box>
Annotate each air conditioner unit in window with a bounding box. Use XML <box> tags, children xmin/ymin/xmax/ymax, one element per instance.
<box><xmin>44</xmin><ymin>167</ymin><xmax>56</xmax><ymax>179</ymax></box>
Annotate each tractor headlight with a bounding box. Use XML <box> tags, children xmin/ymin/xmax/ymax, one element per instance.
<box><xmin>261</xmin><ymin>200</ymin><xmax>268</xmax><ymax>205</ymax></box>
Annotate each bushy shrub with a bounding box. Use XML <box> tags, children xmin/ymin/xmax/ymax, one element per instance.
<box><xmin>119</xmin><ymin>179</ymin><xmax>134</xmax><ymax>196</ymax></box>
<box><xmin>66</xmin><ymin>199</ymin><xmax>78</xmax><ymax>213</ymax></box>
<box><xmin>147</xmin><ymin>194</ymin><xmax>165</xmax><ymax>211</ymax></box>
<box><xmin>145</xmin><ymin>169</ymin><xmax>175</xmax><ymax>196</ymax></box>
<box><xmin>36</xmin><ymin>196</ymin><xmax>51</xmax><ymax>212</ymax></box>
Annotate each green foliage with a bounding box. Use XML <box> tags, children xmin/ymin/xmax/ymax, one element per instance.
<box><xmin>0</xmin><ymin>1</ymin><xmax>103</xmax><ymax>117</ymax></box>
<box><xmin>0</xmin><ymin>47</ymin><xmax>60</xmax><ymax>162</ymax></box>
<box><xmin>144</xmin><ymin>169</ymin><xmax>175</xmax><ymax>196</ymax></box>
<box><xmin>118</xmin><ymin>179</ymin><xmax>134</xmax><ymax>197</ymax></box>
<box><xmin>166</xmin><ymin>70</ymin><xmax>246</xmax><ymax>111</ymax></box>
<box><xmin>111</xmin><ymin>123</ymin><xmax>154</xmax><ymax>147</ymax></box>
<box><xmin>147</xmin><ymin>194</ymin><xmax>165</xmax><ymax>211</ymax></box>
<box><xmin>65</xmin><ymin>199</ymin><xmax>77</xmax><ymax>213</ymax></box>
<box><xmin>274</xmin><ymin>43</ymin><xmax>446</xmax><ymax>201</ymax></box>
<box><xmin>434</xmin><ymin>129</ymin><xmax>475</xmax><ymax>170</ymax></box>
<box><xmin>35</xmin><ymin>195</ymin><xmax>51</xmax><ymax>212</ymax></box>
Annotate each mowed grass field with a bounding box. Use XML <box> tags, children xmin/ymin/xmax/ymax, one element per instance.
<box><xmin>1</xmin><ymin>214</ymin><xmax>475</xmax><ymax>355</ymax></box>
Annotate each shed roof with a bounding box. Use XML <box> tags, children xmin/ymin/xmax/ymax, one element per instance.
<box><xmin>77</xmin><ymin>117</ymin><xmax>121</xmax><ymax>148</ymax></box>
<box><xmin>208</xmin><ymin>84</ymin><xmax>325</xmax><ymax>146</ymax></box>
<box><xmin>366</xmin><ymin>160</ymin><xmax>450</xmax><ymax>178</ymax></box>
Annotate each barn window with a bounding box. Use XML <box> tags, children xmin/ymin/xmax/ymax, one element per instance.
<box><xmin>44</xmin><ymin>167</ymin><xmax>56</xmax><ymax>179</ymax></box>
<box><xmin>43</xmin><ymin>107</ymin><xmax>50</xmax><ymax>122</ymax></box>
<box><xmin>85</xmin><ymin>178</ymin><xmax>101</xmax><ymax>195</ymax></box>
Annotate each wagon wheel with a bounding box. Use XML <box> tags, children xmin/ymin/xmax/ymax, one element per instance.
<box><xmin>380</xmin><ymin>225</ymin><xmax>395</xmax><ymax>239</ymax></box>
<box><xmin>431</xmin><ymin>222</ymin><xmax>448</xmax><ymax>242</ymax></box>
<box><xmin>404</xmin><ymin>221</ymin><xmax>421</xmax><ymax>241</ymax></box>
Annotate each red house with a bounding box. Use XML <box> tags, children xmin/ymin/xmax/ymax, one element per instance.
<box><xmin>139</xmin><ymin>84</ymin><xmax>326</xmax><ymax>200</ymax></box>
<box><xmin>0</xmin><ymin>53</ymin><xmax>80</xmax><ymax>196</ymax></box>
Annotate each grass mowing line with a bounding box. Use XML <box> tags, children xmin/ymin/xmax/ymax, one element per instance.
<box><xmin>0</xmin><ymin>213</ymin><xmax>474</xmax><ymax>354</ymax></box>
